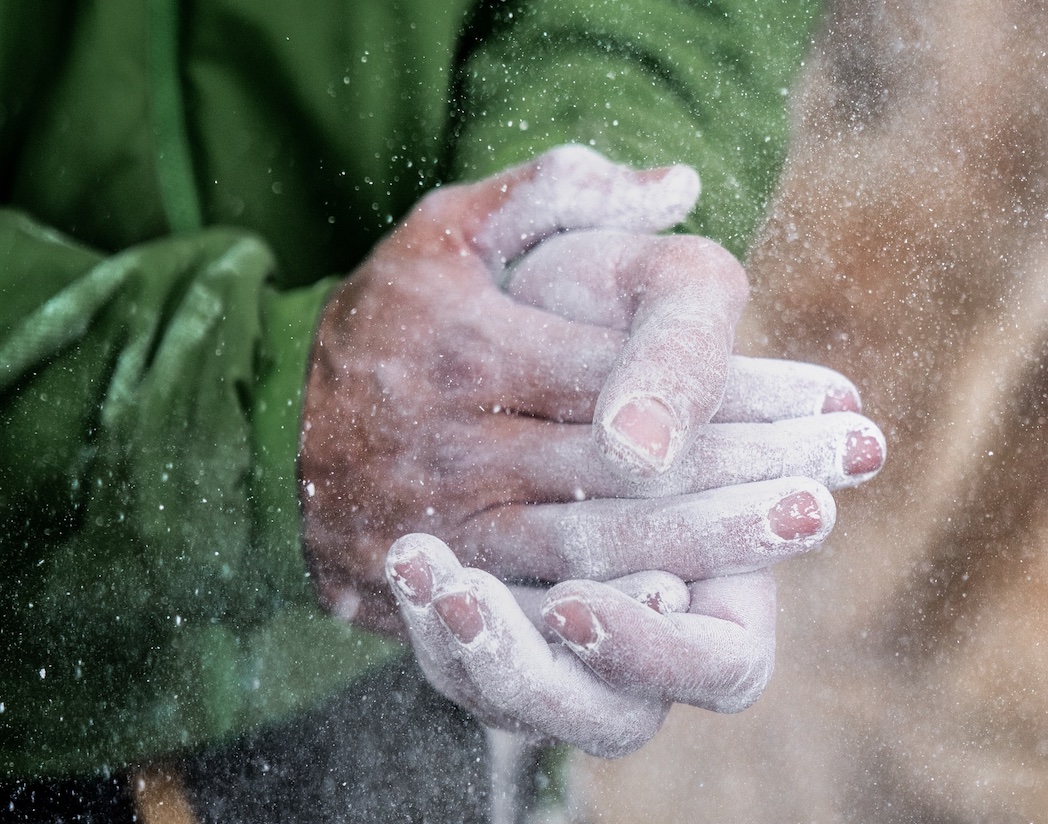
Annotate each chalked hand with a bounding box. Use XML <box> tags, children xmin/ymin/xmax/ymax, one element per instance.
<box><xmin>387</xmin><ymin>534</ymin><xmax>779</xmax><ymax>758</ymax></box>
<box><xmin>301</xmin><ymin>145</ymin><xmax>884</xmax><ymax>634</ymax></box>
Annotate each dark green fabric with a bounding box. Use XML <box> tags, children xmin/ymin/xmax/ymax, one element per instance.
<box><xmin>0</xmin><ymin>0</ymin><xmax>819</xmax><ymax>779</ymax></box>
<box><xmin>148</xmin><ymin>0</ymin><xmax>205</xmax><ymax>232</ymax></box>
<box><xmin>446</xmin><ymin>0</ymin><xmax>820</xmax><ymax>257</ymax></box>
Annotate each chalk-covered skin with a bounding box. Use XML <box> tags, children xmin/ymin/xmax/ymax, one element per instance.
<box><xmin>300</xmin><ymin>146</ymin><xmax>885</xmax><ymax>635</ymax></box>
<box><xmin>388</xmin><ymin>533</ymin><xmax>783</xmax><ymax>758</ymax></box>
<box><xmin>502</xmin><ymin>229</ymin><xmax>865</xmax><ymax>450</ymax></box>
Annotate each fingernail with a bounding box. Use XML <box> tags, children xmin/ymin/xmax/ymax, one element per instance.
<box><xmin>821</xmin><ymin>386</ymin><xmax>861</xmax><ymax>414</ymax></box>
<box><xmin>843</xmin><ymin>429</ymin><xmax>884</xmax><ymax>476</ymax></box>
<box><xmin>389</xmin><ymin>553</ymin><xmax>433</xmax><ymax>606</ymax></box>
<box><xmin>433</xmin><ymin>591</ymin><xmax>486</xmax><ymax>644</ymax></box>
<box><xmin>606</xmin><ymin>395</ymin><xmax>679</xmax><ymax>474</ymax></box>
<box><xmin>542</xmin><ymin>598</ymin><xmax>604</xmax><ymax>650</ymax></box>
<box><xmin>636</xmin><ymin>166</ymin><xmax>674</xmax><ymax>185</ymax></box>
<box><xmin>638</xmin><ymin>165</ymin><xmax>701</xmax><ymax>199</ymax></box>
<box><xmin>637</xmin><ymin>164</ymin><xmax>691</xmax><ymax>186</ymax></box>
<box><xmin>768</xmin><ymin>491</ymin><xmax>822</xmax><ymax>540</ymax></box>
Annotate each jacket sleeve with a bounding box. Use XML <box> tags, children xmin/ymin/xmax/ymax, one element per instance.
<box><xmin>444</xmin><ymin>0</ymin><xmax>820</xmax><ymax>258</ymax></box>
<box><xmin>0</xmin><ymin>212</ymin><xmax>399</xmax><ymax>777</ymax></box>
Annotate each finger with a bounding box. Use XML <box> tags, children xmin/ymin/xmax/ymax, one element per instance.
<box><xmin>480</xmin><ymin>346</ymin><xmax>866</xmax><ymax>429</ymax></box>
<box><xmin>388</xmin><ymin>534</ymin><xmax>667</xmax><ymax>756</ymax></box>
<box><xmin>542</xmin><ymin>570</ymin><xmax>776</xmax><ymax>712</ymax></box>
<box><xmin>390</xmin><ymin>146</ymin><xmax>697</xmax><ymax>294</ymax></box>
<box><xmin>452</xmin><ymin>410</ymin><xmax>883</xmax><ymax>522</ymax></box>
<box><xmin>459</xmin><ymin>145</ymin><xmax>700</xmax><ymax>269</ymax></box>
<box><xmin>713</xmin><ymin>356</ymin><xmax>862</xmax><ymax>422</ymax></box>
<box><xmin>637</xmin><ymin>411</ymin><xmax>887</xmax><ymax>496</ymax></box>
<box><xmin>550</xmin><ymin>233</ymin><xmax>748</xmax><ymax>478</ymax></box>
<box><xmin>506</xmin><ymin>571</ymin><xmax>689</xmax><ymax>643</ymax></box>
<box><xmin>387</xmin><ymin>534</ymin><xmax>509</xmax><ymax>725</ymax></box>
<box><xmin>504</xmin><ymin>229</ymin><xmax>641</xmax><ymax>328</ymax></box>
<box><xmin>457</xmin><ymin>477</ymin><xmax>835</xmax><ymax>581</ymax></box>
<box><xmin>504</xmin><ymin>228</ymin><xmax>749</xmax><ymax>478</ymax></box>
<box><xmin>508</xmin><ymin>230</ymin><xmax>748</xmax><ymax>473</ymax></box>
<box><xmin>429</xmin><ymin>564</ymin><xmax>668</xmax><ymax>758</ymax></box>
<box><xmin>505</xmin><ymin>235</ymin><xmax>861</xmax><ymax>424</ymax></box>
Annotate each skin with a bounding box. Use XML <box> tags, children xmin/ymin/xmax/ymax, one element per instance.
<box><xmin>299</xmin><ymin>146</ymin><xmax>886</xmax><ymax>756</ymax></box>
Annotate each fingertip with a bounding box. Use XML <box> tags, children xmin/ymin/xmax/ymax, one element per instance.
<box><xmin>605</xmin><ymin>571</ymin><xmax>691</xmax><ymax>614</ymax></box>
<box><xmin>620</xmin><ymin>574</ymin><xmax>687</xmax><ymax>612</ymax></box>
<box><xmin>387</xmin><ymin>550</ymin><xmax>434</xmax><ymax>607</ymax></box>
<box><xmin>821</xmin><ymin>383</ymin><xmax>862</xmax><ymax>414</ymax></box>
<box><xmin>433</xmin><ymin>589</ymin><xmax>488</xmax><ymax>645</ymax></box>
<box><xmin>386</xmin><ymin>533</ymin><xmax>458</xmax><ymax>605</ymax></box>
<box><xmin>843</xmin><ymin>423</ymin><xmax>887</xmax><ymax>478</ymax></box>
<box><xmin>542</xmin><ymin>596</ymin><xmax>605</xmax><ymax>651</ymax></box>
<box><xmin>717</xmin><ymin>358</ymin><xmax>864</xmax><ymax>423</ymax></box>
<box><xmin>762</xmin><ymin>478</ymin><xmax>836</xmax><ymax>550</ymax></box>
<box><xmin>638</xmin><ymin>164</ymin><xmax>701</xmax><ymax>219</ymax></box>
<box><xmin>598</xmin><ymin>393</ymin><xmax>682</xmax><ymax>477</ymax></box>
<box><xmin>388</xmin><ymin>532</ymin><xmax>451</xmax><ymax>559</ymax></box>
<box><xmin>767</xmin><ymin>490</ymin><xmax>826</xmax><ymax>542</ymax></box>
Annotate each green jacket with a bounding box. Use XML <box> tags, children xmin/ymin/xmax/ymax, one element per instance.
<box><xmin>0</xmin><ymin>0</ymin><xmax>818</xmax><ymax>778</ymax></box>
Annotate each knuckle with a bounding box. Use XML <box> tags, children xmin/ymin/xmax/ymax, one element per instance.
<box><xmin>430</xmin><ymin>432</ymin><xmax>472</xmax><ymax>477</ymax></box>
<box><xmin>433</xmin><ymin>329</ymin><xmax>498</xmax><ymax>395</ymax></box>
<box><xmin>401</xmin><ymin>186</ymin><xmax>475</xmax><ymax>257</ymax></box>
